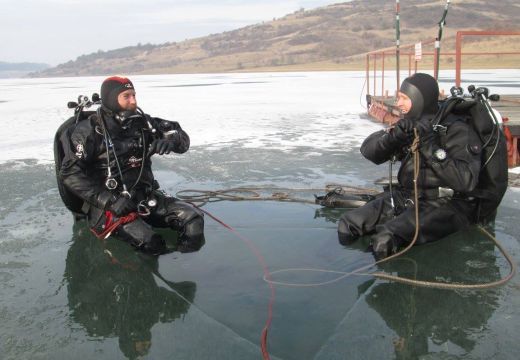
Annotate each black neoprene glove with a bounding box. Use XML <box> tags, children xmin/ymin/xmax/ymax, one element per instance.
<box><xmin>108</xmin><ymin>196</ymin><xmax>135</xmax><ymax>217</ymax></box>
<box><xmin>391</xmin><ymin>118</ymin><xmax>415</xmax><ymax>143</ymax></box>
<box><xmin>147</xmin><ymin>139</ymin><xmax>175</xmax><ymax>156</ymax></box>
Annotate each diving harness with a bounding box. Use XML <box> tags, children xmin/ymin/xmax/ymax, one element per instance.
<box><xmin>96</xmin><ymin>106</ymin><xmax>159</xmax><ymax>217</ymax></box>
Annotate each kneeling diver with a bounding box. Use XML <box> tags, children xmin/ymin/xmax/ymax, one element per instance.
<box><xmin>57</xmin><ymin>76</ymin><xmax>204</xmax><ymax>254</ymax></box>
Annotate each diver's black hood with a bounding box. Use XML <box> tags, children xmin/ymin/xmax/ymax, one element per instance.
<box><xmin>100</xmin><ymin>76</ymin><xmax>135</xmax><ymax>113</ymax></box>
<box><xmin>400</xmin><ymin>73</ymin><xmax>439</xmax><ymax>119</ymax></box>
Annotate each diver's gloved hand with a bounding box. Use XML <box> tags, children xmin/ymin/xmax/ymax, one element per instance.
<box><xmin>147</xmin><ymin>138</ymin><xmax>175</xmax><ymax>156</ymax></box>
<box><xmin>108</xmin><ymin>196</ymin><xmax>135</xmax><ymax>217</ymax></box>
<box><xmin>392</xmin><ymin>118</ymin><xmax>415</xmax><ymax>144</ymax></box>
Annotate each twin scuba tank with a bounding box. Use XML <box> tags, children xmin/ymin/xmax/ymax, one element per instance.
<box><xmin>433</xmin><ymin>85</ymin><xmax>508</xmax><ymax>223</ymax></box>
<box><xmin>54</xmin><ymin>94</ymin><xmax>100</xmax><ymax>215</ymax></box>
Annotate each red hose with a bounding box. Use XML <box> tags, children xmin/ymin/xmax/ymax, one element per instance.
<box><xmin>195</xmin><ymin>206</ymin><xmax>275</xmax><ymax>360</ymax></box>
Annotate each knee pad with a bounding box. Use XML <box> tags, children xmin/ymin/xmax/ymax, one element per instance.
<box><xmin>178</xmin><ymin>217</ymin><xmax>205</xmax><ymax>253</ymax></box>
<box><xmin>183</xmin><ymin>216</ymin><xmax>204</xmax><ymax>236</ymax></box>
<box><xmin>164</xmin><ymin>202</ymin><xmax>204</xmax><ymax>229</ymax></box>
<box><xmin>118</xmin><ymin>218</ymin><xmax>166</xmax><ymax>255</ymax></box>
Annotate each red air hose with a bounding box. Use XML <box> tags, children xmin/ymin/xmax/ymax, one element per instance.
<box><xmin>194</xmin><ymin>206</ymin><xmax>275</xmax><ymax>360</ymax></box>
<box><xmin>91</xmin><ymin>211</ymin><xmax>139</xmax><ymax>239</ymax></box>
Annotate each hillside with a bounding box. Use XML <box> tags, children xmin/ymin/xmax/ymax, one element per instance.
<box><xmin>32</xmin><ymin>0</ymin><xmax>520</xmax><ymax>77</ymax></box>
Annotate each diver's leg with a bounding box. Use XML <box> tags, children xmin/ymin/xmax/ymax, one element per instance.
<box><xmin>371</xmin><ymin>198</ymin><xmax>474</xmax><ymax>260</ymax></box>
<box><xmin>147</xmin><ymin>192</ymin><xmax>205</xmax><ymax>253</ymax></box>
<box><xmin>88</xmin><ymin>206</ymin><xmax>166</xmax><ymax>255</ymax></box>
<box><xmin>337</xmin><ymin>192</ymin><xmax>394</xmax><ymax>245</ymax></box>
<box><xmin>116</xmin><ymin>217</ymin><xmax>166</xmax><ymax>255</ymax></box>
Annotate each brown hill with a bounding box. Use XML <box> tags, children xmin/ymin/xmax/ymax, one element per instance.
<box><xmin>33</xmin><ymin>0</ymin><xmax>520</xmax><ymax>77</ymax></box>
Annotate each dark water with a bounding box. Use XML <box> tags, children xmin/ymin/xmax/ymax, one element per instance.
<box><xmin>1</xmin><ymin>144</ymin><xmax>520</xmax><ymax>359</ymax></box>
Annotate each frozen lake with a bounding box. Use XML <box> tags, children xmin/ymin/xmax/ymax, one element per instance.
<box><xmin>1</xmin><ymin>70</ymin><xmax>520</xmax><ymax>359</ymax></box>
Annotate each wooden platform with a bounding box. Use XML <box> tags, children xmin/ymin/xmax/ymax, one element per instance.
<box><xmin>491</xmin><ymin>95</ymin><xmax>520</xmax><ymax>167</ymax></box>
<box><xmin>367</xmin><ymin>95</ymin><xmax>400</xmax><ymax>125</ymax></box>
<box><xmin>491</xmin><ymin>95</ymin><xmax>520</xmax><ymax>121</ymax></box>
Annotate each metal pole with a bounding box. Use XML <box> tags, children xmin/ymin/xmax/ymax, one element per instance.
<box><xmin>366</xmin><ymin>54</ymin><xmax>370</xmax><ymax>95</ymax></box>
<box><xmin>373</xmin><ymin>53</ymin><xmax>377</xmax><ymax>96</ymax></box>
<box><xmin>455</xmin><ymin>31</ymin><xmax>463</xmax><ymax>87</ymax></box>
<box><xmin>396</xmin><ymin>0</ymin><xmax>401</xmax><ymax>91</ymax></box>
<box><xmin>382</xmin><ymin>51</ymin><xmax>385</xmax><ymax>97</ymax></box>
<box><xmin>435</xmin><ymin>0</ymin><xmax>451</xmax><ymax>80</ymax></box>
<box><xmin>408</xmin><ymin>53</ymin><xmax>412</xmax><ymax>77</ymax></box>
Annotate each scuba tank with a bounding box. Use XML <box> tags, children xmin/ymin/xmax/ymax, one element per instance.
<box><xmin>54</xmin><ymin>95</ymin><xmax>99</xmax><ymax>216</ymax></box>
<box><xmin>432</xmin><ymin>86</ymin><xmax>508</xmax><ymax>223</ymax></box>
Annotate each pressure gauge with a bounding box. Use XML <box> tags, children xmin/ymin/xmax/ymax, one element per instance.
<box><xmin>434</xmin><ymin>148</ymin><xmax>447</xmax><ymax>162</ymax></box>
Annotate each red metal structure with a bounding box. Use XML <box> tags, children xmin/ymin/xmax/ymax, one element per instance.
<box><xmin>364</xmin><ymin>31</ymin><xmax>520</xmax><ymax>166</ymax></box>
<box><xmin>366</xmin><ymin>32</ymin><xmax>520</xmax><ymax>98</ymax></box>
<box><xmin>455</xmin><ymin>30</ymin><xmax>520</xmax><ymax>87</ymax></box>
<box><xmin>366</xmin><ymin>38</ymin><xmax>438</xmax><ymax>98</ymax></box>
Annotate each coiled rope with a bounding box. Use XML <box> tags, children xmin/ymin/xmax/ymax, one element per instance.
<box><xmin>176</xmin><ymin>184</ymin><xmax>378</xmax><ymax>207</ymax></box>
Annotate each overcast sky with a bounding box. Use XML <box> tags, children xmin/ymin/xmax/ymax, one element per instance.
<box><xmin>0</xmin><ymin>0</ymin><xmax>342</xmax><ymax>66</ymax></box>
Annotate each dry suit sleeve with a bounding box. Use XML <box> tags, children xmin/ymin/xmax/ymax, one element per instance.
<box><xmin>151</xmin><ymin>117</ymin><xmax>190</xmax><ymax>154</ymax></box>
<box><xmin>59</xmin><ymin>124</ymin><xmax>112</xmax><ymax>209</ymax></box>
<box><xmin>360</xmin><ymin>129</ymin><xmax>407</xmax><ymax>165</ymax></box>
<box><xmin>419</xmin><ymin>120</ymin><xmax>481</xmax><ymax>193</ymax></box>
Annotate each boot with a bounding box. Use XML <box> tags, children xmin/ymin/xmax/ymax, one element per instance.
<box><xmin>370</xmin><ymin>230</ymin><xmax>403</xmax><ymax>261</ymax></box>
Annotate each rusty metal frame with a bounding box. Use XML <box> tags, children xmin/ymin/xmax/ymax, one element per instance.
<box><xmin>365</xmin><ymin>38</ymin><xmax>437</xmax><ymax>97</ymax></box>
<box><xmin>365</xmin><ymin>31</ymin><xmax>520</xmax><ymax>97</ymax></box>
<box><xmin>455</xmin><ymin>30</ymin><xmax>520</xmax><ymax>86</ymax></box>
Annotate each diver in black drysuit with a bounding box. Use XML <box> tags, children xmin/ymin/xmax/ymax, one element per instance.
<box><xmin>59</xmin><ymin>76</ymin><xmax>204</xmax><ymax>254</ymax></box>
<box><xmin>338</xmin><ymin>73</ymin><xmax>483</xmax><ymax>260</ymax></box>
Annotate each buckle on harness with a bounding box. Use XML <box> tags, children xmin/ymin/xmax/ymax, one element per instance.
<box><xmin>409</xmin><ymin>187</ymin><xmax>455</xmax><ymax>200</ymax></box>
<box><xmin>438</xmin><ymin>187</ymin><xmax>454</xmax><ymax>198</ymax></box>
<box><xmin>137</xmin><ymin>198</ymin><xmax>157</xmax><ymax>217</ymax></box>
<box><xmin>433</xmin><ymin>124</ymin><xmax>447</xmax><ymax>135</ymax></box>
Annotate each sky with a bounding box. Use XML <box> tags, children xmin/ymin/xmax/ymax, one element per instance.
<box><xmin>0</xmin><ymin>0</ymin><xmax>342</xmax><ymax>66</ymax></box>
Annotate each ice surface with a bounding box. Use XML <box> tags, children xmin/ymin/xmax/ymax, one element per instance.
<box><xmin>1</xmin><ymin>70</ymin><xmax>520</xmax><ymax>360</ymax></box>
<box><xmin>2</xmin><ymin>69</ymin><xmax>518</xmax><ymax>165</ymax></box>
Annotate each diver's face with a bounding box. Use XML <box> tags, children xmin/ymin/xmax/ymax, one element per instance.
<box><xmin>117</xmin><ymin>89</ymin><xmax>137</xmax><ymax>111</ymax></box>
<box><xmin>396</xmin><ymin>91</ymin><xmax>412</xmax><ymax>115</ymax></box>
